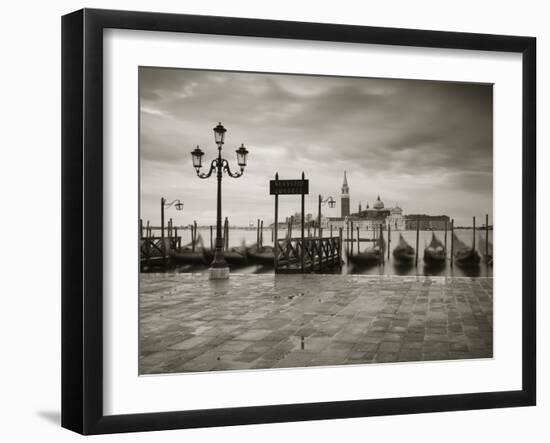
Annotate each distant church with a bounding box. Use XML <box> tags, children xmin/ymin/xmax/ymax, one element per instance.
<box><xmin>324</xmin><ymin>172</ymin><xmax>405</xmax><ymax>231</ymax></box>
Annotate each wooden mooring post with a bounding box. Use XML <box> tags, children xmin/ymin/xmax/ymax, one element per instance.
<box><xmin>357</xmin><ymin>225</ymin><xmax>360</xmax><ymax>254</ymax></box>
<box><xmin>260</xmin><ymin>220</ymin><xmax>264</xmax><ymax>249</ymax></box>
<box><xmin>140</xmin><ymin>219</ymin><xmax>144</xmax><ymax>239</ymax></box>
<box><xmin>444</xmin><ymin>220</ymin><xmax>448</xmax><ymax>254</ymax></box>
<box><xmin>346</xmin><ymin>219</ymin><xmax>350</xmax><ymax>255</ymax></box>
<box><xmin>339</xmin><ymin>227</ymin><xmax>343</xmax><ymax>264</ymax></box>
<box><xmin>472</xmin><ymin>216</ymin><xmax>476</xmax><ymax>250</ymax></box>
<box><xmin>330</xmin><ymin>224</ymin><xmax>333</xmax><ymax>238</ymax></box>
<box><xmin>273</xmin><ymin>173</ymin><xmax>279</xmax><ymax>269</ymax></box>
<box><xmin>450</xmin><ymin>218</ymin><xmax>454</xmax><ymax>266</ymax></box>
<box><xmin>210</xmin><ymin>225</ymin><xmax>213</xmax><ymax>250</ymax></box>
<box><xmin>224</xmin><ymin>217</ymin><xmax>229</xmax><ymax>250</ymax></box>
<box><xmin>192</xmin><ymin>220</ymin><xmax>198</xmax><ymax>252</ymax></box>
<box><xmin>288</xmin><ymin>215</ymin><xmax>293</xmax><ymax>239</ymax></box>
<box><xmin>380</xmin><ymin>224</ymin><xmax>385</xmax><ymax>264</ymax></box>
<box><xmin>301</xmin><ymin>172</ymin><xmax>305</xmax><ymax>272</ymax></box>
<box><xmin>415</xmin><ymin>217</ymin><xmax>420</xmax><ymax>265</ymax></box>
<box><xmin>485</xmin><ymin>214</ymin><xmax>489</xmax><ymax>259</ymax></box>
<box><xmin>350</xmin><ymin>221</ymin><xmax>354</xmax><ymax>257</ymax></box>
<box><xmin>256</xmin><ymin>219</ymin><xmax>261</xmax><ymax>247</ymax></box>
<box><xmin>387</xmin><ymin>224</ymin><xmax>391</xmax><ymax>260</ymax></box>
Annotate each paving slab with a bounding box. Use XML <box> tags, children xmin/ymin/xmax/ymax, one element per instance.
<box><xmin>139</xmin><ymin>273</ymin><xmax>493</xmax><ymax>374</ymax></box>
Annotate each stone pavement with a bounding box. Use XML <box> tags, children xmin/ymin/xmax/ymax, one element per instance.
<box><xmin>139</xmin><ymin>274</ymin><xmax>493</xmax><ymax>374</ymax></box>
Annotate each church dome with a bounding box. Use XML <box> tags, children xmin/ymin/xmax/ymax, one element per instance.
<box><xmin>391</xmin><ymin>204</ymin><xmax>402</xmax><ymax>214</ymax></box>
<box><xmin>373</xmin><ymin>195</ymin><xmax>384</xmax><ymax>210</ymax></box>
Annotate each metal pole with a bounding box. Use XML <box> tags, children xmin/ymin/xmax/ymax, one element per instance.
<box><xmin>211</xmin><ymin>144</ymin><xmax>227</xmax><ymax>270</ymax></box>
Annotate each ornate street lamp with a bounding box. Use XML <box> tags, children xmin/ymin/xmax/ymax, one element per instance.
<box><xmin>160</xmin><ymin>198</ymin><xmax>183</xmax><ymax>258</ymax></box>
<box><xmin>191</xmin><ymin>122</ymin><xmax>249</xmax><ymax>279</ymax></box>
<box><xmin>318</xmin><ymin>195</ymin><xmax>336</xmax><ymax>238</ymax></box>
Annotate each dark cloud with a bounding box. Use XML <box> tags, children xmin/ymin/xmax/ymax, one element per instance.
<box><xmin>139</xmin><ymin>67</ymin><xmax>492</xmax><ymax>226</ymax></box>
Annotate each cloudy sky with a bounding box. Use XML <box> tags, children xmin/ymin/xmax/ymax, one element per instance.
<box><xmin>139</xmin><ymin>67</ymin><xmax>492</xmax><ymax>227</ymax></box>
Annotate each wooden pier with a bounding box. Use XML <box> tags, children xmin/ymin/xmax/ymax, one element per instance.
<box><xmin>140</xmin><ymin>218</ymin><xmax>182</xmax><ymax>270</ymax></box>
<box><xmin>275</xmin><ymin>236</ymin><xmax>342</xmax><ymax>273</ymax></box>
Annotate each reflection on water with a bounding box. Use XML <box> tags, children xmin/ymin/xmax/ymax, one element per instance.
<box><xmin>147</xmin><ymin>228</ymin><xmax>492</xmax><ymax>278</ymax></box>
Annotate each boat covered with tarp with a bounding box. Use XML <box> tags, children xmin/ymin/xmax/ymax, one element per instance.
<box><xmin>423</xmin><ymin>233</ymin><xmax>446</xmax><ymax>264</ymax></box>
<box><xmin>393</xmin><ymin>234</ymin><xmax>415</xmax><ymax>262</ymax></box>
<box><xmin>348</xmin><ymin>230</ymin><xmax>385</xmax><ymax>265</ymax></box>
<box><xmin>452</xmin><ymin>233</ymin><xmax>480</xmax><ymax>267</ymax></box>
<box><xmin>246</xmin><ymin>243</ymin><xmax>275</xmax><ymax>265</ymax></box>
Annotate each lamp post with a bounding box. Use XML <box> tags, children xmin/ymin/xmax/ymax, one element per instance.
<box><xmin>318</xmin><ymin>195</ymin><xmax>335</xmax><ymax>238</ymax></box>
<box><xmin>191</xmin><ymin>122</ymin><xmax>249</xmax><ymax>280</ymax></box>
<box><xmin>160</xmin><ymin>198</ymin><xmax>183</xmax><ymax>259</ymax></box>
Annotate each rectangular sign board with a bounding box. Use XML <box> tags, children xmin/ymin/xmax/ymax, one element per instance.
<box><xmin>270</xmin><ymin>179</ymin><xmax>309</xmax><ymax>195</ymax></box>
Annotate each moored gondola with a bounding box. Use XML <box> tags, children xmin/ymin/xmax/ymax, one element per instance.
<box><xmin>348</xmin><ymin>230</ymin><xmax>385</xmax><ymax>266</ymax></box>
<box><xmin>393</xmin><ymin>234</ymin><xmax>415</xmax><ymax>262</ymax></box>
<box><xmin>452</xmin><ymin>233</ymin><xmax>480</xmax><ymax>267</ymax></box>
<box><xmin>171</xmin><ymin>249</ymin><xmax>208</xmax><ymax>265</ymax></box>
<box><xmin>170</xmin><ymin>236</ymin><xmax>207</xmax><ymax>264</ymax></box>
<box><xmin>423</xmin><ymin>233</ymin><xmax>446</xmax><ymax>264</ymax></box>
<box><xmin>477</xmin><ymin>233</ymin><xmax>493</xmax><ymax>265</ymax></box>
<box><xmin>246</xmin><ymin>244</ymin><xmax>275</xmax><ymax>266</ymax></box>
<box><xmin>203</xmin><ymin>246</ymin><xmax>248</xmax><ymax>267</ymax></box>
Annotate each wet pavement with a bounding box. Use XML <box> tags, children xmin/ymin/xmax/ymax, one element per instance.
<box><xmin>139</xmin><ymin>273</ymin><xmax>493</xmax><ymax>374</ymax></box>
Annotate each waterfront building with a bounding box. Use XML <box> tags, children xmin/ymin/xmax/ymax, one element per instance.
<box><xmin>341</xmin><ymin>171</ymin><xmax>350</xmax><ymax>218</ymax></box>
<box><xmin>321</xmin><ymin>172</ymin><xmax>451</xmax><ymax>233</ymax></box>
<box><xmin>404</xmin><ymin>214</ymin><xmax>450</xmax><ymax>230</ymax></box>
<box><xmin>324</xmin><ymin>173</ymin><xmax>404</xmax><ymax>231</ymax></box>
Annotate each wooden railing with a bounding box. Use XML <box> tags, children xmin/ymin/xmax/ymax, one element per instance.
<box><xmin>140</xmin><ymin>236</ymin><xmax>181</xmax><ymax>268</ymax></box>
<box><xmin>275</xmin><ymin>236</ymin><xmax>342</xmax><ymax>273</ymax></box>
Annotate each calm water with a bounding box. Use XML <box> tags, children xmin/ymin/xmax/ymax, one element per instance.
<box><xmin>162</xmin><ymin>227</ymin><xmax>493</xmax><ymax>277</ymax></box>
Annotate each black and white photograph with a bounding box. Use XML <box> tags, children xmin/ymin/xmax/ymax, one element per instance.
<box><xmin>139</xmin><ymin>67</ymin><xmax>494</xmax><ymax>374</ymax></box>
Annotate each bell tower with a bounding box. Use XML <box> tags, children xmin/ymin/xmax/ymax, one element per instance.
<box><xmin>341</xmin><ymin>171</ymin><xmax>350</xmax><ymax>218</ymax></box>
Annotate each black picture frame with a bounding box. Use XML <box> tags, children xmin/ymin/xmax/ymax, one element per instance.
<box><xmin>61</xmin><ymin>8</ymin><xmax>536</xmax><ymax>435</ymax></box>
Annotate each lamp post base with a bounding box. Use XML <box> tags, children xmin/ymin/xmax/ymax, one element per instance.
<box><xmin>209</xmin><ymin>266</ymin><xmax>230</xmax><ymax>280</ymax></box>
